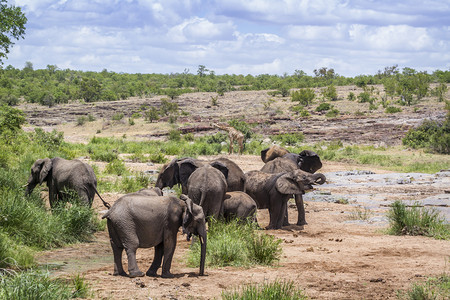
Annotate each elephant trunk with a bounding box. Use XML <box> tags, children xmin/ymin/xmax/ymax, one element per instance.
<box><xmin>199</xmin><ymin>230</ymin><xmax>207</xmax><ymax>276</ymax></box>
<box><xmin>311</xmin><ymin>173</ymin><xmax>326</xmax><ymax>185</ymax></box>
<box><xmin>25</xmin><ymin>176</ymin><xmax>36</xmax><ymax>195</ymax></box>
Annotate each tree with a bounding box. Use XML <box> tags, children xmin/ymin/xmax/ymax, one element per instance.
<box><xmin>291</xmin><ymin>88</ymin><xmax>315</xmax><ymax>106</ymax></box>
<box><xmin>0</xmin><ymin>0</ymin><xmax>27</xmax><ymax>64</ymax></box>
<box><xmin>197</xmin><ymin>65</ymin><xmax>208</xmax><ymax>77</ymax></box>
<box><xmin>79</xmin><ymin>77</ymin><xmax>101</xmax><ymax>102</ymax></box>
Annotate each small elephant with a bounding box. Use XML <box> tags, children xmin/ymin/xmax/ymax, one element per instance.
<box><xmin>26</xmin><ymin>157</ymin><xmax>109</xmax><ymax>208</ymax></box>
<box><xmin>103</xmin><ymin>194</ymin><xmax>207</xmax><ymax>278</ymax></box>
<box><xmin>134</xmin><ymin>187</ymin><xmax>163</xmax><ymax>196</ymax></box>
<box><xmin>179</xmin><ymin>159</ymin><xmax>228</xmax><ymax>220</ymax></box>
<box><xmin>245</xmin><ymin>169</ymin><xmax>325</xmax><ymax>229</ymax></box>
<box><xmin>223</xmin><ymin>191</ymin><xmax>257</xmax><ymax>223</ymax></box>
<box><xmin>156</xmin><ymin>157</ymin><xmax>245</xmax><ymax>192</ymax></box>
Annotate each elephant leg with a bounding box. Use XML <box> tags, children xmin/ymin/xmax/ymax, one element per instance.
<box><xmin>267</xmin><ymin>202</ymin><xmax>281</xmax><ymax>230</ymax></box>
<box><xmin>161</xmin><ymin>232</ymin><xmax>177</xmax><ymax>278</ymax></box>
<box><xmin>276</xmin><ymin>200</ymin><xmax>288</xmax><ymax>229</ymax></box>
<box><xmin>146</xmin><ymin>242</ymin><xmax>163</xmax><ymax>277</ymax></box>
<box><xmin>282</xmin><ymin>204</ymin><xmax>290</xmax><ymax>226</ymax></box>
<box><xmin>295</xmin><ymin>194</ymin><xmax>307</xmax><ymax>226</ymax></box>
<box><xmin>125</xmin><ymin>246</ymin><xmax>145</xmax><ymax>278</ymax></box>
<box><xmin>107</xmin><ymin>221</ymin><xmax>127</xmax><ymax>276</ymax></box>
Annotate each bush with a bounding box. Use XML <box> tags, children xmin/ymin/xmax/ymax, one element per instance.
<box><xmin>347</xmin><ymin>92</ymin><xmax>356</xmax><ymax>101</ymax></box>
<box><xmin>321</xmin><ymin>85</ymin><xmax>338</xmax><ymax>101</ymax></box>
<box><xmin>325</xmin><ymin>108</ymin><xmax>339</xmax><ymax>118</ymax></box>
<box><xmin>222</xmin><ymin>280</ymin><xmax>307</xmax><ymax>300</ymax></box>
<box><xmin>104</xmin><ymin>159</ymin><xmax>127</xmax><ymax>176</ymax></box>
<box><xmin>316</xmin><ymin>102</ymin><xmax>331</xmax><ymax>112</ymax></box>
<box><xmin>168</xmin><ymin>129</ymin><xmax>181</xmax><ymax>141</ymax></box>
<box><xmin>398</xmin><ymin>274</ymin><xmax>450</xmax><ymax>300</ymax></box>
<box><xmin>358</xmin><ymin>92</ymin><xmax>372</xmax><ymax>103</ymax></box>
<box><xmin>385</xmin><ymin>106</ymin><xmax>402</xmax><ymax>113</ymax></box>
<box><xmin>291</xmin><ymin>88</ymin><xmax>315</xmax><ymax>106</ymax></box>
<box><xmin>387</xmin><ymin>201</ymin><xmax>449</xmax><ymax>239</ymax></box>
<box><xmin>403</xmin><ymin>118</ymin><xmax>449</xmax><ymax>154</ymax></box>
<box><xmin>76</xmin><ymin>116</ymin><xmax>87</xmax><ymax>126</ymax></box>
<box><xmin>111</xmin><ymin>112</ymin><xmax>124</xmax><ymax>121</ymax></box>
<box><xmin>187</xmin><ymin>219</ymin><xmax>282</xmax><ymax>268</ymax></box>
<box><xmin>271</xmin><ymin>132</ymin><xmax>304</xmax><ymax>146</ymax></box>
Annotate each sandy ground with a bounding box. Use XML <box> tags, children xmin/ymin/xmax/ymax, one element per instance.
<box><xmin>35</xmin><ymin>155</ymin><xmax>450</xmax><ymax>300</ymax></box>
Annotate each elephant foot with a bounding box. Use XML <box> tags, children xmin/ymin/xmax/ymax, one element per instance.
<box><xmin>128</xmin><ymin>270</ymin><xmax>145</xmax><ymax>278</ymax></box>
<box><xmin>161</xmin><ymin>272</ymin><xmax>174</xmax><ymax>279</ymax></box>
<box><xmin>146</xmin><ymin>270</ymin><xmax>158</xmax><ymax>277</ymax></box>
<box><xmin>296</xmin><ymin>221</ymin><xmax>308</xmax><ymax>226</ymax></box>
<box><xmin>113</xmin><ymin>271</ymin><xmax>128</xmax><ymax>277</ymax></box>
<box><xmin>283</xmin><ymin>221</ymin><xmax>290</xmax><ymax>226</ymax></box>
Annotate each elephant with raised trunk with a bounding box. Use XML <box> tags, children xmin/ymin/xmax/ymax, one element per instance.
<box><xmin>26</xmin><ymin>157</ymin><xmax>109</xmax><ymax>208</ymax></box>
<box><xmin>103</xmin><ymin>194</ymin><xmax>207</xmax><ymax>278</ymax></box>
<box><xmin>156</xmin><ymin>157</ymin><xmax>245</xmax><ymax>192</ymax></box>
<box><xmin>245</xmin><ymin>169</ymin><xmax>325</xmax><ymax>229</ymax></box>
<box><xmin>261</xmin><ymin>150</ymin><xmax>323</xmax><ymax>226</ymax></box>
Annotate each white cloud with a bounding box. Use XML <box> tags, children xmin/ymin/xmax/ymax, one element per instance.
<box><xmin>167</xmin><ymin>17</ymin><xmax>236</xmax><ymax>43</ymax></box>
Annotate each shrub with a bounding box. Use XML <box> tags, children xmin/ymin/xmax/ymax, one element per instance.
<box><xmin>385</xmin><ymin>106</ymin><xmax>402</xmax><ymax>113</ymax></box>
<box><xmin>358</xmin><ymin>92</ymin><xmax>372</xmax><ymax>103</ymax></box>
<box><xmin>402</xmin><ymin>118</ymin><xmax>449</xmax><ymax>154</ymax></box>
<box><xmin>144</xmin><ymin>107</ymin><xmax>159</xmax><ymax>123</ymax></box>
<box><xmin>321</xmin><ymin>85</ymin><xmax>338</xmax><ymax>101</ymax></box>
<box><xmin>222</xmin><ymin>280</ymin><xmax>307</xmax><ymax>300</ymax></box>
<box><xmin>291</xmin><ymin>88</ymin><xmax>315</xmax><ymax>106</ymax></box>
<box><xmin>325</xmin><ymin>108</ymin><xmax>339</xmax><ymax>118</ymax></box>
<box><xmin>316</xmin><ymin>102</ymin><xmax>331</xmax><ymax>112</ymax></box>
<box><xmin>104</xmin><ymin>159</ymin><xmax>127</xmax><ymax>176</ymax></box>
<box><xmin>160</xmin><ymin>98</ymin><xmax>178</xmax><ymax>115</ymax></box>
<box><xmin>187</xmin><ymin>219</ymin><xmax>282</xmax><ymax>268</ymax></box>
<box><xmin>387</xmin><ymin>201</ymin><xmax>449</xmax><ymax>239</ymax></box>
<box><xmin>76</xmin><ymin>116</ymin><xmax>87</xmax><ymax>126</ymax></box>
<box><xmin>111</xmin><ymin>112</ymin><xmax>124</xmax><ymax>121</ymax></box>
<box><xmin>120</xmin><ymin>173</ymin><xmax>150</xmax><ymax>193</ymax></box>
<box><xmin>347</xmin><ymin>92</ymin><xmax>356</xmax><ymax>101</ymax></box>
<box><xmin>398</xmin><ymin>274</ymin><xmax>450</xmax><ymax>300</ymax></box>
<box><xmin>168</xmin><ymin>129</ymin><xmax>181</xmax><ymax>141</ymax></box>
<box><xmin>271</xmin><ymin>132</ymin><xmax>304</xmax><ymax>146</ymax></box>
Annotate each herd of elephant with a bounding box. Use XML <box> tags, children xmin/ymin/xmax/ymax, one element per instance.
<box><xmin>25</xmin><ymin>145</ymin><xmax>326</xmax><ymax>278</ymax></box>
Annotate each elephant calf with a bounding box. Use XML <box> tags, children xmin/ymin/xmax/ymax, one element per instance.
<box><xmin>223</xmin><ymin>191</ymin><xmax>257</xmax><ymax>223</ymax></box>
<box><xmin>103</xmin><ymin>194</ymin><xmax>207</xmax><ymax>278</ymax></box>
<box><xmin>245</xmin><ymin>169</ymin><xmax>325</xmax><ymax>229</ymax></box>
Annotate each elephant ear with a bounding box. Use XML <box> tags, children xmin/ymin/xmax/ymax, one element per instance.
<box><xmin>299</xmin><ymin>150</ymin><xmax>322</xmax><ymax>173</ymax></box>
<box><xmin>210</xmin><ymin>161</ymin><xmax>228</xmax><ymax>179</ymax></box>
<box><xmin>178</xmin><ymin>159</ymin><xmax>199</xmax><ymax>187</ymax></box>
<box><xmin>156</xmin><ymin>158</ymin><xmax>180</xmax><ymax>188</ymax></box>
<box><xmin>260</xmin><ymin>147</ymin><xmax>270</xmax><ymax>163</ymax></box>
<box><xmin>39</xmin><ymin>158</ymin><xmax>52</xmax><ymax>184</ymax></box>
<box><xmin>275</xmin><ymin>173</ymin><xmax>303</xmax><ymax>195</ymax></box>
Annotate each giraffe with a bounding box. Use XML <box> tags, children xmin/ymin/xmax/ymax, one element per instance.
<box><xmin>213</xmin><ymin>123</ymin><xmax>244</xmax><ymax>154</ymax></box>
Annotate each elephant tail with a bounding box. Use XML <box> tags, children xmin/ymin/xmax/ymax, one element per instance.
<box><xmin>95</xmin><ymin>188</ymin><xmax>111</xmax><ymax>209</ymax></box>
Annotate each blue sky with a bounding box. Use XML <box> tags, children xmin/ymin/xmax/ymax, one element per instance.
<box><xmin>5</xmin><ymin>0</ymin><xmax>450</xmax><ymax>76</ymax></box>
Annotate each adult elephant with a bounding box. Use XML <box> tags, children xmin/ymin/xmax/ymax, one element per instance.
<box><xmin>260</xmin><ymin>145</ymin><xmax>289</xmax><ymax>163</ymax></box>
<box><xmin>245</xmin><ymin>169</ymin><xmax>326</xmax><ymax>229</ymax></box>
<box><xmin>261</xmin><ymin>150</ymin><xmax>323</xmax><ymax>226</ymax></box>
<box><xmin>178</xmin><ymin>159</ymin><xmax>228</xmax><ymax>220</ymax></box>
<box><xmin>223</xmin><ymin>191</ymin><xmax>257</xmax><ymax>223</ymax></box>
<box><xmin>261</xmin><ymin>146</ymin><xmax>323</xmax><ymax>173</ymax></box>
<box><xmin>103</xmin><ymin>194</ymin><xmax>206</xmax><ymax>278</ymax></box>
<box><xmin>26</xmin><ymin>157</ymin><xmax>110</xmax><ymax>209</ymax></box>
<box><xmin>156</xmin><ymin>157</ymin><xmax>244</xmax><ymax>192</ymax></box>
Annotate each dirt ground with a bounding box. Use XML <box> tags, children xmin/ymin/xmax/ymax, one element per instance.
<box><xmin>24</xmin><ymin>87</ymin><xmax>449</xmax><ymax>299</ymax></box>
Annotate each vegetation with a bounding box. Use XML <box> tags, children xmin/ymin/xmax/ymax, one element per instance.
<box><xmin>0</xmin><ymin>0</ymin><xmax>27</xmax><ymax>64</ymax></box>
<box><xmin>187</xmin><ymin>219</ymin><xmax>282</xmax><ymax>268</ymax></box>
<box><xmin>222</xmin><ymin>280</ymin><xmax>307</xmax><ymax>300</ymax></box>
<box><xmin>387</xmin><ymin>201</ymin><xmax>449</xmax><ymax>240</ymax></box>
<box><xmin>398</xmin><ymin>273</ymin><xmax>449</xmax><ymax>300</ymax></box>
<box><xmin>291</xmin><ymin>88</ymin><xmax>315</xmax><ymax>106</ymax></box>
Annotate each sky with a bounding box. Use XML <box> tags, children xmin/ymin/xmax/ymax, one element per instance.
<box><xmin>4</xmin><ymin>0</ymin><xmax>450</xmax><ymax>77</ymax></box>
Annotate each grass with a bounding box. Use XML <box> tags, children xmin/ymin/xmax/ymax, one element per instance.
<box><xmin>348</xmin><ymin>206</ymin><xmax>373</xmax><ymax>221</ymax></box>
<box><xmin>398</xmin><ymin>273</ymin><xmax>449</xmax><ymax>300</ymax></box>
<box><xmin>187</xmin><ymin>219</ymin><xmax>282</xmax><ymax>268</ymax></box>
<box><xmin>222</xmin><ymin>280</ymin><xmax>307</xmax><ymax>300</ymax></box>
<box><xmin>387</xmin><ymin>201</ymin><xmax>449</xmax><ymax>240</ymax></box>
<box><xmin>0</xmin><ymin>269</ymin><xmax>91</xmax><ymax>300</ymax></box>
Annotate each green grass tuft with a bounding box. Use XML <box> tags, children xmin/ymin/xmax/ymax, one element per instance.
<box><xmin>222</xmin><ymin>280</ymin><xmax>307</xmax><ymax>300</ymax></box>
<box><xmin>398</xmin><ymin>273</ymin><xmax>449</xmax><ymax>300</ymax></box>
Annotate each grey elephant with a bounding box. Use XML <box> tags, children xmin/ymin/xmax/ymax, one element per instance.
<box><xmin>178</xmin><ymin>159</ymin><xmax>228</xmax><ymax>220</ymax></box>
<box><xmin>245</xmin><ymin>169</ymin><xmax>325</xmax><ymax>229</ymax></box>
<box><xmin>261</xmin><ymin>150</ymin><xmax>323</xmax><ymax>226</ymax></box>
<box><xmin>26</xmin><ymin>157</ymin><xmax>110</xmax><ymax>209</ymax></box>
<box><xmin>223</xmin><ymin>191</ymin><xmax>257</xmax><ymax>223</ymax></box>
<box><xmin>102</xmin><ymin>194</ymin><xmax>206</xmax><ymax>278</ymax></box>
<box><xmin>156</xmin><ymin>157</ymin><xmax>245</xmax><ymax>192</ymax></box>
<box><xmin>261</xmin><ymin>146</ymin><xmax>323</xmax><ymax>173</ymax></box>
<box><xmin>260</xmin><ymin>145</ymin><xmax>290</xmax><ymax>163</ymax></box>
<box><xmin>134</xmin><ymin>187</ymin><xmax>163</xmax><ymax>196</ymax></box>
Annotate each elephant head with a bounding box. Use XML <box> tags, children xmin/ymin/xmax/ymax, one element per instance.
<box><xmin>26</xmin><ymin>158</ymin><xmax>52</xmax><ymax>195</ymax></box>
<box><xmin>260</xmin><ymin>145</ymin><xmax>289</xmax><ymax>163</ymax></box>
<box><xmin>155</xmin><ymin>158</ymin><xmax>181</xmax><ymax>189</ymax></box>
<box><xmin>297</xmin><ymin>150</ymin><xmax>322</xmax><ymax>174</ymax></box>
<box><xmin>180</xmin><ymin>194</ymin><xmax>207</xmax><ymax>276</ymax></box>
<box><xmin>275</xmin><ymin>169</ymin><xmax>326</xmax><ymax>195</ymax></box>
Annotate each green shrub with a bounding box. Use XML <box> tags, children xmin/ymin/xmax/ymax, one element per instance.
<box><xmin>89</xmin><ymin>149</ymin><xmax>118</xmax><ymax>162</ymax></box>
<box><xmin>128</xmin><ymin>118</ymin><xmax>135</xmax><ymax>125</ymax></box>
<box><xmin>291</xmin><ymin>88</ymin><xmax>315</xmax><ymax>106</ymax></box>
<box><xmin>325</xmin><ymin>108</ymin><xmax>339</xmax><ymax>118</ymax></box>
<box><xmin>316</xmin><ymin>102</ymin><xmax>331</xmax><ymax>112</ymax></box>
<box><xmin>358</xmin><ymin>92</ymin><xmax>372</xmax><ymax>103</ymax></box>
<box><xmin>398</xmin><ymin>274</ymin><xmax>450</xmax><ymax>300</ymax></box>
<box><xmin>87</xmin><ymin>114</ymin><xmax>95</xmax><ymax>122</ymax></box>
<box><xmin>228</xmin><ymin>119</ymin><xmax>254</xmax><ymax>140</ymax></box>
<box><xmin>322</xmin><ymin>85</ymin><xmax>338</xmax><ymax>101</ymax></box>
<box><xmin>183</xmin><ymin>132</ymin><xmax>194</xmax><ymax>141</ymax></box>
<box><xmin>387</xmin><ymin>201</ymin><xmax>449</xmax><ymax>240</ymax></box>
<box><xmin>149</xmin><ymin>152</ymin><xmax>167</xmax><ymax>164</ymax></box>
<box><xmin>402</xmin><ymin>119</ymin><xmax>449</xmax><ymax>154</ymax></box>
<box><xmin>120</xmin><ymin>173</ymin><xmax>150</xmax><ymax>193</ymax></box>
<box><xmin>222</xmin><ymin>280</ymin><xmax>307</xmax><ymax>300</ymax></box>
<box><xmin>168</xmin><ymin>129</ymin><xmax>181</xmax><ymax>141</ymax></box>
<box><xmin>112</xmin><ymin>112</ymin><xmax>124</xmax><ymax>121</ymax></box>
<box><xmin>144</xmin><ymin>107</ymin><xmax>159</xmax><ymax>123</ymax></box>
<box><xmin>290</xmin><ymin>105</ymin><xmax>310</xmax><ymax>117</ymax></box>
<box><xmin>104</xmin><ymin>159</ymin><xmax>127</xmax><ymax>176</ymax></box>
<box><xmin>385</xmin><ymin>106</ymin><xmax>402</xmax><ymax>113</ymax></box>
<box><xmin>347</xmin><ymin>92</ymin><xmax>356</xmax><ymax>101</ymax></box>
<box><xmin>271</xmin><ymin>132</ymin><xmax>304</xmax><ymax>146</ymax></box>
<box><xmin>187</xmin><ymin>219</ymin><xmax>281</xmax><ymax>268</ymax></box>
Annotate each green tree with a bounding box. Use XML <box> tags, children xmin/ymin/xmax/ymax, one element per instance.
<box><xmin>197</xmin><ymin>65</ymin><xmax>208</xmax><ymax>77</ymax></box>
<box><xmin>79</xmin><ymin>77</ymin><xmax>101</xmax><ymax>102</ymax></box>
<box><xmin>0</xmin><ymin>0</ymin><xmax>27</xmax><ymax>63</ymax></box>
<box><xmin>0</xmin><ymin>104</ymin><xmax>25</xmax><ymax>141</ymax></box>
<box><xmin>322</xmin><ymin>85</ymin><xmax>338</xmax><ymax>101</ymax></box>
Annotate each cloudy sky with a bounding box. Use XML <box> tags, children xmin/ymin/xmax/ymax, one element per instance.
<box><xmin>5</xmin><ymin>0</ymin><xmax>450</xmax><ymax>76</ymax></box>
